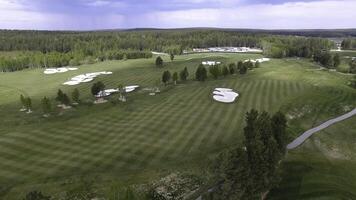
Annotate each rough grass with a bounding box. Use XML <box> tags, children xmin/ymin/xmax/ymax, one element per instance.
<box><xmin>0</xmin><ymin>53</ymin><xmax>355</xmax><ymax>199</ymax></box>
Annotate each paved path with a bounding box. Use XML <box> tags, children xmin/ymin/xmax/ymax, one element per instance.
<box><xmin>287</xmin><ymin>108</ymin><xmax>356</xmax><ymax>150</ymax></box>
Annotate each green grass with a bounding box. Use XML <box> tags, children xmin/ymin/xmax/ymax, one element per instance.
<box><xmin>0</xmin><ymin>53</ymin><xmax>355</xmax><ymax>199</ymax></box>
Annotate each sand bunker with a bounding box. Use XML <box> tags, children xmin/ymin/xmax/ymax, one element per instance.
<box><xmin>202</xmin><ymin>61</ymin><xmax>221</xmax><ymax>66</ymax></box>
<box><xmin>244</xmin><ymin>58</ymin><xmax>270</xmax><ymax>63</ymax></box>
<box><xmin>95</xmin><ymin>85</ymin><xmax>140</xmax><ymax>98</ymax></box>
<box><xmin>63</xmin><ymin>71</ymin><xmax>113</xmax><ymax>86</ymax></box>
<box><xmin>44</xmin><ymin>67</ymin><xmax>78</xmax><ymax>74</ymax></box>
<box><xmin>213</xmin><ymin>88</ymin><xmax>239</xmax><ymax>103</ymax></box>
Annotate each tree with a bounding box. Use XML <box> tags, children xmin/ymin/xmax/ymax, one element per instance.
<box><xmin>170</xmin><ymin>53</ymin><xmax>174</xmax><ymax>62</ymax></box>
<box><xmin>23</xmin><ymin>191</ymin><xmax>51</xmax><ymax>200</ymax></box>
<box><xmin>172</xmin><ymin>72</ymin><xmax>178</xmax><ymax>85</ymax></box>
<box><xmin>228</xmin><ymin>63</ymin><xmax>236</xmax><ymax>75</ymax></box>
<box><xmin>239</xmin><ymin>64</ymin><xmax>247</xmax><ymax>74</ymax></box>
<box><xmin>72</xmin><ymin>88</ymin><xmax>80</xmax><ymax>103</ymax></box>
<box><xmin>156</xmin><ymin>56</ymin><xmax>163</xmax><ymax>67</ymax></box>
<box><xmin>245</xmin><ymin>61</ymin><xmax>254</xmax><ymax>70</ymax></box>
<box><xmin>62</xmin><ymin>93</ymin><xmax>70</xmax><ymax>106</ymax></box>
<box><xmin>314</xmin><ymin>51</ymin><xmax>334</xmax><ymax>68</ymax></box>
<box><xmin>271</xmin><ymin>111</ymin><xmax>287</xmax><ymax>154</ymax></box>
<box><xmin>41</xmin><ymin>97</ymin><xmax>51</xmax><ymax>115</ymax></box>
<box><xmin>117</xmin><ymin>84</ymin><xmax>127</xmax><ymax>102</ymax></box>
<box><xmin>20</xmin><ymin>94</ymin><xmax>26</xmax><ymax>109</ymax></box>
<box><xmin>91</xmin><ymin>81</ymin><xmax>105</xmax><ymax>96</ymax></box>
<box><xmin>349</xmin><ymin>60</ymin><xmax>356</xmax><ymax>74</ymax></box>
<box><xmin>333</xmin><ymin>54</ymin><xmax>341</xmax><ymax>68</ymax></box>
<box><xmin>237</xmin><ymin>61</ymin><xmax>243</xmax><ymax>71</ymax></box>
<box><xmin>209</xmin><ymin>65</ymin><xmax>221</xmax><ymax>79</ymax></box>
<box><xmin>179</xmin><ymin>67</ymin><xmax>189</xmax><ymax>81</ymax></box>
<box><xmin>213</xmin><ymin>148</ymin><xmax>253</xmax><ymax>200</ymax></box>
<box><xmin>195</xmin><ymin>64</ymin><xmax>207</xmax><ymax>82</ymax></box>
<box><xmin>255</xmin><ymin>61</ymin><xmax>260</xmax><ymax>68</ymax></box>
<box><xmin>242</xmin><ymin>109</ymin><xmax>283</xmax><ymax>198</ymax></box>
<box><xmin>222</xmin><ymin>65</ymin><xmax>229</xmax><ymax>77</ymax></box>
<box><xmin>25</xmin><ymin>97</ymin><xmax>32</xmax><ymax>112</ymax></box>
<box><xmin>350</xmin><ymin>75</ymin><xmax>356</xmax><ymax>88</ymax></box>
<box><xmin>55</xmin><ymin>89</ymin><xmax>65</xmax><ymax>103</ymax></box>
<box><xmin>162</xmin><ymin>70</ymin><xmax>171</xmax><ymax>86</ymax></box>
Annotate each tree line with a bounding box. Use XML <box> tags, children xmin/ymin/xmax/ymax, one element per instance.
<box><xmin>159</xmin><ymin>58</ymin><xmax>258</xmax><ymax>85</ymax></box>
<box><xmin>0</xmin><ymin>29</ymin><xmax>336</xmax><ymax>72</ymax></box>
<box><xmin>0</xmin><ymin>50</ymin><xmax>152</xmax><ymax>72</ymax></box>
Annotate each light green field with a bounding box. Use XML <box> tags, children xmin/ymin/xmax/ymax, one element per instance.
<box><xmin>0</xmin><ymin>53</ymin><xmax>355</xmax><ymax>199</ymax></box>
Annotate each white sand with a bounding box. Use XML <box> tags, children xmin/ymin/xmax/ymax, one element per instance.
<box><xmin>63</xmin><ymin>71</ymin><xmax>112</xmax><ymax>86</ymax></box>
<box><xmin>202</xmin><ymin>61</ymin><xmax>221</xmax><ymax>66</ymax></box>
<box><xmin>213</xmin><ymin>88</ymin><xmax>239</xmax><ymax>103</ymax></box>
<box><xmin>44</xmin><ymin>67</ymin><xmax>78</xmax><ymax>74</ymax></box>
<box><xmin>244</xmin><ymin>58</ymin><xmax>270</xmax><ymax>63</ymax></box>
<box><xmin>95</xmin><ymin>85</ymin><xmax>140</xmax><ymax>98</ymax></box>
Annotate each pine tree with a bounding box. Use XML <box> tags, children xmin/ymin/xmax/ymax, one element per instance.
<box><xmin>62</xmin><ymin>94</ymin><xmax>70</xmax><ymax>106</ymax></box>
<box><xmin>195</xmin><ymin>64</ymin><xmax>207</xmax><ymax>82</ymax></box>
<box><xmin>41</xmin><ymin>97</ymin><xmax>51</xmax><ymax>115</ymax></box>
<box><xmin>91</xmin><ymin>81</ymin><xmax>105</xmax><ymax>96</ymax></box>
<box><xmin>209</xmin><ymin>65</ymin><xmax>221</xmax><ymax>79</ymax></box>
<box><xmin>271</xmin><ymin>111</ymin><xmax>287</xmax><ymax>154</ymax></box>
<box><xmin>228</xmin><ymin>63</ymin><xmax>236</xmax><ymax>74</ymax></box>
<box><xmin>155</xmin><ymin>56</ymin><xmax>163</xmax><ymax>67</ymax></box>
<box><xmin>170</xmin><ymin>53</ymin><xmax>174</xmax><ymax>62</ymax></box>
<box><xmin>25</xmin><ymin>97</ymin><xmax>32</xmax><ymax>112</ymax></box>
<box><xmin>222</xmin><ymin>65</ymin><xmax>229</xmax><ymax>77</ymax></box>
<box><xmin>162</xmin><ymin>70</ymin><xmax>171</xmax><ymax>86</ymax></box>
<box><xmin>56</xmin><ymin>89</ymin><xmax>64</xmax><ymax>103</ymax></box>
<box><xmin>20</xmin><ymin>94</ymin><xmax>26</xmax><ymax>109</ymax></box>
<box><xmin>172</xmin><ymin>72</ymin><xmax>178</xmax><ymax>85</ymax></box>
<box><xmin>179</xmin><ymin>67</ymin><xmax>189</xmax><ymax>81</ymax></box>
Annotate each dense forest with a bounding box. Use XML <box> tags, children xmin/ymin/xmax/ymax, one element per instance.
<box><xmin>0</xmin><ymin>29</ymin><xmax>336</xmax><ymax>72</ymax></box>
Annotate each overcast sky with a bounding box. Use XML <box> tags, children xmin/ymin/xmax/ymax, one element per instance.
<box><xmin>0</xmin><ymin>0</ymin><xmax>355</xmax><ymax>30</ymax></box>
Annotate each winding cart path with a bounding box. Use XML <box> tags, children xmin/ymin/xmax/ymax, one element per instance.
<box><xmin>287</xmin><ymin>108</ymin><xmax>356</xmax><ymax>149</ymax></box>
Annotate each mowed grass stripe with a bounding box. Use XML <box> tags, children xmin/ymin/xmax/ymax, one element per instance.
<box><xmin>140</xmin><ymin>87</ymin><xmax>210</xmax><ymax>166</ymax></box>
<box><xmin>0</xmin><ymin>94</ymin><xmax>177</xmax><ymax>179</ymax></box>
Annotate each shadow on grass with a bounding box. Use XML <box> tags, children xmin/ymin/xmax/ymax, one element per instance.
<box><xmin>267</xmin><ymin>160</ymin><xmax>313</xmax><ymax>200</ymax></box>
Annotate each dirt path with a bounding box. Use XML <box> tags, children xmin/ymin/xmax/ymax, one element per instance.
<box><xmin>287</xmin><ymin>108</ymin><xmax>356</xmax><ymax>150</ymax></box>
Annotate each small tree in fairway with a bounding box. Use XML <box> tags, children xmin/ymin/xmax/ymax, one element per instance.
<box><xmin>91</xmin><ymin>81</ymin><xmax>105</xmax><ymax>97</ymax></box>
<box><xmin>156</xmin><ymin>56</ymin><xmax>163</xmax><ymax>67</ymax></box>
<box><xmin>349</xmin><ymin>60</ymin><xmax>356</xmax><ymax>74</ymax></box>
<box><xmin>25</xmin><ymin>97</ymin><xmax>32</xmax><ymax>113</ymax></box>
<box><xmin>172</xmin><ymin>72</ymin><xmax>178</xmax><ymax>85</ymax></box>
<box><xmin>239</xmin><ymin>64</ymin><xmax>247</xmax><ymax>74</ymax></box>
<box><xmin>170</xmin><ymin>53</ymin><xmax>175</xmax><ymax>62</ymax></box>
<box><xmin>180</xmin><ymin>67</ymin><xmax>189</xmax><ymax>81</ymax></box>
<box><xmin>195</xmin><ymin>64</ymin><xmax>207</xmax><ymax>82</ymax></box>
<box><xmin>162</xmin><ymin>70</ymin><xmax>172</xmax><ymax>86</ymax></box>
<box><xmin>20</xmin><ymin>94</ymin><xmax>27</xmax><ymax>111</ymax></box>
<box><xmin>209</xmin><ymin>65</ymin><xmax>221</xmax><ymax>79</ymax></box>
<box><xmin>228</xmin><ymin>63</ymin><xmax>236</xmax><ymax>74</ymax></box>
<box><xmin>55</xmin><ymin>89</ymin><xmax>65</xmax><ymax>103</ymax></box>
<box><xmin>118</xmin><ymin>84</ymin><xmax>127</xmax><ymax>102</ymax></box>
<box><xmin>222</xmin><ymin>65</ymin><xmax>229</xmax><ymax>77</ymax></box>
